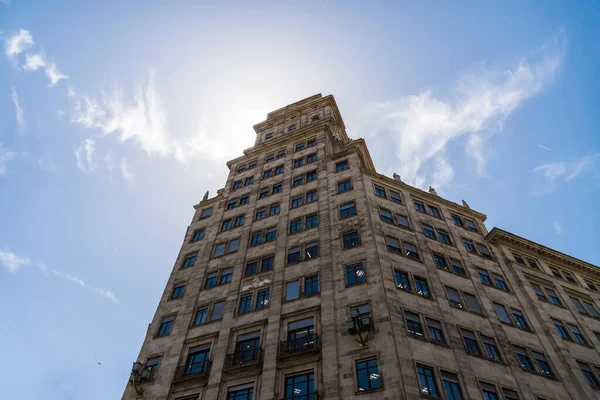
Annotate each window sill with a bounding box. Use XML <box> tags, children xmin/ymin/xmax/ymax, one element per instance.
<box><xmin>464</xmin><ymin>351</ymin><xmax>507</xmax><ymax>365</ymax></box>
<box><xmin>449</xmin><ymin>305</ymin><xmax>486</xmax><ymax>318</ymax></box>
<box><xmin>519</xmin><ymin>367</ymin><xmax>560</xmax><ymax>381</ymax></box>
<box><xmin>437</xmin><ymin>267</ymin><xmax>470</xmax><ymax>280</ymax></box>
<box><xmin>190</xmin><ymin>318</ymin><xmax>223</xmax><ymax>329</ymax></box>
<box><xmin>407</xmin><ymin>332</ymin><xmax>450</xmax><ymax>348</ymax></box>
<box><xmin>396</xmin><ymin>287</ymin><xmax>434</xmax><ymax>301</ymax></box>
<box><xmin>355</xmin><ymin>387</ymin><xmax>384</xmax><ymax>395</ymax></box>
<box><xmin>346</xmin><ymin>281</ymin><xmax>368</xmax><ymax>288</ymax></box>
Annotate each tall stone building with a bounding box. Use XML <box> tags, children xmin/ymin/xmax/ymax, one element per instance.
<box><xmin>124</xmin><ymin>94</ymin><xmax>600</xmax><ymax>400</ymax></box>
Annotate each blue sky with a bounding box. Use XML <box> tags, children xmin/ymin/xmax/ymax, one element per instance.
<box><xmin>1</xmin><ymin>1</ymin><xmax>599</xmax><ymax>398</ymax></box>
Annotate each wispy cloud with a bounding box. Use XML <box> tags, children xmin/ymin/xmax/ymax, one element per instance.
<box><xmin>120</xmin><ymin>158</ymin><xmax>135</xmax><ymax>184</ymax></box>
<box><xmin>4</xmin><ymin>29</ymin><xmax>34</xmax><ymax>62</ymax></box>
<box><xmin>356</xmin><ymin>31</ymin><xmax>566</xmax><ymax>188</ymax></box>
<box><xmin>0</xmin><ymin>247</ymin><xmax>31</xmax><ymax>272</ymax></box>
<box><xmin>1</xmin><ymin>246</ymin><xmax>120</xmax><ymax>304</ymax></box>
<box><xmin>10</xmin><ymin>87</ymin><xmax>24</xmax><ymax>128</ymax></box>
<box><xmin>0</xmin><ymin>144</ymin><xmax>17</xmax><ymax>175</ymax></box>
<box><xmin>45</xmin><ymin>62</ymin><xmax>68</xmax><ymax>86</ymax></box>
<box><xmin>37</xmin><ymin>158</ymin><xmax>59</xmax><ymax>174</ymax></box>
<box><xmin>532</xmin><ymin>152</ymin><xmax>600</xmax><ymax>194</ymax></box>
<box><xmin>553</xmin><ymin>221</ymin><xmax>562</xmax><ymax>234</ymax></box>
<box><xmin>534</xmin><ymin>142</ymin><xmax>551</xmax><ymax>151</ymax></box>
<box><xmin>74</xmin><ymin>138</ymin><xmax>96</xmax><ymax>173</ymax></box>
<box><xmin>23</xmin><ymin>53</ymin><xmax>46</xmax><ymax>71</ymax></box>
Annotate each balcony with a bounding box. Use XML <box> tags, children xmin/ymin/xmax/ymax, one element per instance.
<box><xmin>223</xmin><ymin>348</ymin><xmax>264</xmax><ymax>371</ymax></box>
<box><xmin>280</xmin><ymin>393</ymin><xmax>322</xmax><ymax>400</ymax></box>
<box><xmin>172</xmin><ymin>360</ymin><xmax>212</xmax><ymax>384</ymax></box>
<box><xmin>279</xmin><ymin>333</ymin><xmax>320</xmax><ymax>358</ymax></box>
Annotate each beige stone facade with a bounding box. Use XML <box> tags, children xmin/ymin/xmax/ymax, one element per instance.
<box><xmin>123</xmin><ymin>94</ymin><xmax>600</xmax><ymax>400</ymax></box>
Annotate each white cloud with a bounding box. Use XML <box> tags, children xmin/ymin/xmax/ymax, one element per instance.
<box><xmin>0</xmin><ymin>247</ymin><xmax>31</xmax><ymax>272</ymax></box>
<box><xmin>74</xmin><ymin>138</ymin><xmax>96</xmax><ymax>173</ymax></box>
<box><xmin>553</xmin><ymin>221</ymin><xmax>562</xmax><ymax>234</ymax></box>
<box><xmin>120</xmin><ymin>158</ymin><xmax>135</xmax><ymax>184</ymax></box>
<box><xmin>356</xmin><ymin>31</ymin><xmax>566</xmax><ymax>188</ymax></box>
<box><xmin>4</xmin><ymin>29</ymin><xmax>34</xmax><ymax>61</ymax></box>
<box><xmin>51</xmin><ymin>269</ymin><xmax>121</xmax><ymax>305</ymax></box>
<box><xmin>45</xmin><ymin>62</ymin><xmax>68</xmax><ymax>86</ymax></box>
<box><xmin>11</xmin><ymin>87</ymin><xmax>24</xmax><ymax>128</ymax></box>
<box><xmin>0</xmin><ymin>144</ymin><xmax>17</xmax><ymax>175</ymax></box>
<box><xmin>56</xmin><ymin>109</ymin><xmax>66</xmax><ymax>118</ymax></box>
<box><xmin>533</xmin><ymin>153</ymin><xmax>600</xmax><ymax>182</ymax></box>
<box><xmin>24</xmin><ymin>53</ymin><xmax>46</xmax><ymax>71</ymax></box>
<box><xmin>534</xmin><ymin>142</ymin><xmax>551</xmax><ymax>151</ymax></box>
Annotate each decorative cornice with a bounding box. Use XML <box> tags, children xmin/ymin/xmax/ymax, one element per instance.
<box><xmin>486</xmin><ymin>228</ymin><xmax>600</xmax><ymax>278</ymax></box>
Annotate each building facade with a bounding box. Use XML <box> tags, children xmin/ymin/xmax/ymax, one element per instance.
<box><xmin>124</xmin><ymin>94</ymin><xmax>600</xmax><ymax>400</ymax></box>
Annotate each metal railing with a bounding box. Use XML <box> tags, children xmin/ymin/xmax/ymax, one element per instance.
<box><xmin>224</xmin><ymin>348</ymin><xmax>264</xmax><ymax>369</ymax></box>
<box><xmin>173</xmin><ymin>359</ymin><xmax>211</xmax><ymax>382</ymax></box>
<box><xmin>279</xmin><ymin>333</ymin><xmax>320</xmax><ymax>357</ymax></box>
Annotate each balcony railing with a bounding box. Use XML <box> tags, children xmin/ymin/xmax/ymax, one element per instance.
<box><xmin>173</xmin><ymin>360</ymin><xmax>212</xmax><ymax>383</ymax></box>
<box><xmin>281</xmin><ymin>392</ymin><xmax>321</xmax><ymax>400</ymax></box>
<box><xmin>224</xmin><ymin>348</ymin><xmax>264</xmax><ymax>370</ymax></box>
<box><xmin>279</xmin><ymin>333</ymin><xmax>320</xmax><ymax>358</ymax></box>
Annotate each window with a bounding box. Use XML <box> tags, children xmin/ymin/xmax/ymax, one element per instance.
<box><xmin>291</xmin><ymin>195</ymin><xmax>303</xmax><ymax>208</ymax></box>
<box><xmin>438</xmin><ymin>230</ymin><xmax>452</xmax><ymax>244</ymax></box>
<box><xmin>270</xmin><ymin>203</ymin><xmax>280</xmax><ymax>215</ymax></box>
<box><xmin>258</xmin><ymin>188</ymin><xmax>269</xmax><ymax>199</ymax></box>
<box><xmin>450</xmin><ymin>259</ymin><xmax>465</xmax><ymax>275</ymax></box>
<box><xmin>144</xmin><ymin>356</ymin><xmax>161</xmax><ymax>375</ymax></box>
<box><xmin>356</xmin><ymin>358</ymin><xmax>382</xmax><ymax>392</ymax></box>
<box><xmin>255</xmin><ymin>207</ymin><xmax>266</xmax><ymax>220</ymax></box>
<box><xmin>261</xmin><ymin>256</ymin><xmax>273</xmax><ymax>272</ymax></box>
<box><xmin>343</xmin><ymin>231</ymin><xmax>361</xmax><ymax>248</ymax></box>
<box><xmin>338</xmin><ymin>179</ymin><xmax>352</xmax><ymax>193</ymax></box>
<box><xmin>264</xmin><ymin>133</ymin><xmax>273</xmax><ymax>140</ymax></box>
<box><xmin>446</xmin><ymin>287</ymin><xmax>463</xmax><ymax>308</ymax></box>
<box><xmin>414</xmin><ymin>200</ymin><xmax>426</xmax><ymax>213</ymax></box>
<box><xmin>578</xmin><ymin>361</ymin><xmax>600</xmax><ymax>387</ymax></box>
<box><xmin>194</xmin><ymin>306</ymin><xmax>208</xmax><ymax>326</ymax></box>
<box><xmin>288</xmin><ymin>247</ymin><xmax>302</xmax><ymax>264</ymax></box>
<box><xmin>464</xmin><ymin>293</ymin><xmax>482</xmax><ymax>314</ymax></box>
<box><xmin>221</xmin><ymin>268</ymin><xmax>233</xmax><ymax>284</ymax></box>
<box><xmin>482</xmin><ymin>335</ymin><xmax>502</xmax><ymax>361</ymax></box>
<box><xmin>531</xmin><ymin>283</ymin><xmax>547</xmax><ymax>301</ymax></box>
<box><xmin>397</xmin><ymin>214</ymin><xmax>410</xmax><ymax>228</ymax></box>
<box><xmin>265</xmin><ymin>153</ymin><xmax>275</xmax><ymax>163</ymax></box>
<box><xmin>272</xmin><ymin>184</ymin><xmax>282</xmax><ymax>194</ymax></box>
<box><xmin>547</xmin><ymin>288</ymin><xmax>561</xmax><ymax>305</ymax></box>
<box><xmin>306</xmin><ymin>153</ymin><xmax>317</xmax><ymax>164</ymax></box>
<box><xmin>287</xmin><ymin>318</ymin><xmax>315</xmax><ymax>354</ymax></box>
<box><xmin>237</xmin><ymin>164</ymin><xmax>247</xmax><ymax>173</ymax></box>
<box><xmin>395</xmin><ymin>271</ymin><xmax>411</xmax><ymax>291</ymax></box>
<box><xmin>288</xmin><ymin>124</ymin><xmax>296</xmax><ymax>132</ymax></box>
<box><xmin>441</xmin><ymin>371</ymin><xmax>463</xmax><ymax>400</ymax></box>
<box><xmin>479</xmin><ymin>269</ymin><xmax>493</xmax><ymax>285</ymax></box>
<box><xmin>262</xmin><ymin>170</ymin><xmax>273</xmax><ymax>179</ymax></box>
<box><xmin>493</xmin><ymin>274</ymin><xmax>509</xmax><ymax>291</ymax></box>
<box><xmin>292</xmin><ymin>175</ymin><xmax>303</xmax><ymax>186</ymax></box>
<box><xmin>290</xmin><ymin>218</ymin><xmax>302</xmax><ymax>233</ymax></box>
<box><xmin>248</xmin><ymin>160</ymin><xmax>257</xmax><ymax>169</ymax></box>
<box><xmin>427</xmin><ymin>318</ymin><xmax>446</xmax><ymax>344</ymax></box>
<box><xmin>428</xmin><ymin>206</ymin><xmax>441</xmax><ymax>218</ymax></box>
<box><xmin>480</xmin><ymin>382</ymin><xmax>498</xmax><ymax>400</ymax></box>
<box><xmin>585</xmin><ymin>280</ymin><xmax>598</xmax><ymax>292</ymax></box>
<box><xmin>532</xmin><ymin>351</ymin><xmax>553</xmax><ymax>376</ymax></box>
<box><xmin>200</xmin><ymin>208</ymin><xmax>212</xmax><ymax>219</ymax></box>
<box><xmin>405</xmin><ymin>311</ymin><xmax>423</xmax><ymax>336</ymax></box>
<box><xmin>305</xmin><ymin>242</ymin><xmax>318</xmax><ymax>259</ymax></box>
<box><xmin>158</xmin><ymin>316</ymin><xmax>174</xmax><ymax>336</ymax></box>
<box><xmin>550</xmin><ymin>267</ymin><xmax>562</xmax><ymax>278</ymax></box>
<box><xmin>464</xmin><ymin>218</ymin><xmax>478</xmax><ymax>231</ymax></box>
<box><xmin>510</xmin><ymin>308</ymin><xmax>528</xmax><ymax>329</ymax></box>
<box><xmin>245</xmin><ymin>261</ymin><xmax>258</xmax><ymax>276</ymax></box>
<box><xmin>256</xmin><ymin>289</ymin><xmax>270</xmax><ymax>309</ymax></box>
<box><xmin>433</xmin><ymin>253</ymin><xmax>448</xmax><ymax>270</ymax></box>
<box><xmin>183</xmin><ymin>253</ymin><xmax>196</xmax><ymax>268</ymax></box>
<box><xmin>306</xmin><ymin>170</ymin><xmax>317</xmax><ymax>182</ymax></box>
<box><xmin>306</xmin><ymin>214</ymin><xmax>318</xmax><ymax>229</ymax></box>
<box><xmin>340</xmin><ymin>202</ymin><xmax>356</xmax><ymax>218</ymax></box>
<box><xmin>374</xmin><ymin>185</ymin><xmax>386</xmax><ymax>197</ymax></box>
<box><xmin>265</xmin><ymin>227</ymin><xmax>277</xmax><ymax>242</ymax></box>
<box><xmin>239</xmin><ymin>294</ymin><xmax>253</xmax><ymax>313</ymax></box>
<box><xmin>205</xmin><ymin>272</ymin><xmax>218</xmax><ymax>288</ymax></box>
<box><xmin>234</xmin><ymin>215</ymin><xmax>245</xmax><ymax>227</ymax></box>
<box><xmin>390</xmin><ymin>190</ymin><xmax>402</xmax><ymax>203</ymax></box>
<box><xmin>172</xmin><ymin>282</ymin><xmax>186</xmax><ymax>299</ymax></box>
<box><xmin>563</xmin><ymin>271</ymin><xmax>576</xmax><ymax>284</ymax></box>
<box><xmin>528</xmin><ymin>260</ymin><xmax>539</xmax><ymax>270</ymax></box>
<box><xmin>221</xmin><ymin>219</ymin><xmax>232</xmax><ymax>232</ymax></box>
<box><xmin>251</xmin><ymin>232</ymin><xmax>263</xmax><ymax>246</ymax></box>
<box><xmin>285</xmin><ymin>280</ymin><xmax>300</xmax><ymax>301</ymax></box>
<box><xmin>584</xmin><ymin>301</ymin><xmax>600</xmax><ymax>318</ymax></box>
<box><xmin>307</xmin><ymin>138</ymin><xmax>317</xmax><ymax>147</ymax></box>
<box><xmin>423</xmin><ymin>225</ymin><xmax>436</xmax><ymax>239</ymax></box>
<box><xmin>415</xmin><ymin>277</ymin><xmax>431</xmax><ymax>297</ymax></box>
<box><xmin>514</xmin><ymin>346</ymin><xmax>534</xmax><ymax>371</ymax></box>
<box><xmin>192</xmin><ymin>229</ymin><xmax>204</xmax><ymax>242</ymax></box>
<box><xmin>462</xmin><ymin>329</ymin><xmax>481</xmax><ymax>355</ymax></box>
<box><xmin>347</xmin><ymin>263</ymin><xmax>365</xmax><ymax>285</ymax></box>
<box><xmin>211</xmin><ymin>301</ymin><xmax>225</xmax><ymax>321</ymax></box>
<box><xmin>463</xmin><ymin>239</ymin><xmax>476</xmax><ymax>253</ymax></box>
<box><xmin>277</xmin><ymin>149</ymin><xmax>286</xmax><ymax>159</ymax></box>
<box><xmin>285</xmin><ymin>371</ymin><xmax>314</xmax><ymax>399</ymax></box>
<box><xmin>349</xmin><ymin>304</ymin><xmax>373</xmax><ymax>331</ymax></box>
<box><xmin>452</xmin><ymin>215</ymin><xmax>463</xmax><ymax>227</ymax></box>
<box><xmin>294</xmin><ymin>158</ymin><xmax>304</xmax><ymax>168</ymax></box>
<box><xmin>568</xmin><ymin>324</ymin><xmax>587</xmax><ymax>344</ymax></box>
<box><xmin>244</xmin><ymin>176</ymin><xmax>253</xmax><ymax>186</ymax></box>
<box><xmin>513</xmin><ymin>253</ymin><xmax>526</xmax><ymax>265</ymax></box>
<box><xmin>553</xmin><ymin>319</ymin><xmax>571</xmax><ymax>340</ymax></box>
<box><xmin>239</xmin><ymin>196</ymin><xmax>249</xmax><ymax>205</ymax></box>
<box><xmin>379</xmin><ymin>208</ymin><xmax>393</xmax><ymax>223</ymax></box>
<box><xmin>386</xmin><ymin>236</ymin><xmax>401</xmax><ymax>253</ymax></box>
<box><xmin>227</xmin><ymin>239</ymin><xmax>239</xmax><ymax>253</ymax></box>
<box><xmin>275</xmin><ymin>165</ymin><xmax>284</xmax><ymax>175</ymax></box>
<box><xmin>503</xmin><ymin>389</ymin><xmax>519</xmax><ymax>400</ymax></box>
<box><xmin>477</xmin><ymin>243</ymin><xmax>493</xmax><ymax>258</ymax></box>
<box><xmin>494</xmin><ymin>303</ymin><xmax>512</xmax><ymax>324</ymax></box>
<box><xmin>404</xmin><ymin>242</ymin><xmax>420</xmax><ymax>260</ymax></box>
<box><xmin>336</xmin><ymin>160</ymin><xmax>349</xmax><ymax>172</ymax></box>
<box><xmin>417</xmin><ymin>365</ymin><xmax>439</xmax><ymax>397</ymax></box>
<box><xmin>227</xmin><ymin>383</ymin><xmax>254</xmax><ymax>400</ymax></box>
<box><xmin>305</xmin><ymin>275</ymin><xmax>319</xmax><ymax>296</ymax></box>
<box><xmin>306</xmin><ymin>190</ymin><xmax>318</xmax><ymax>203</ymax></box>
